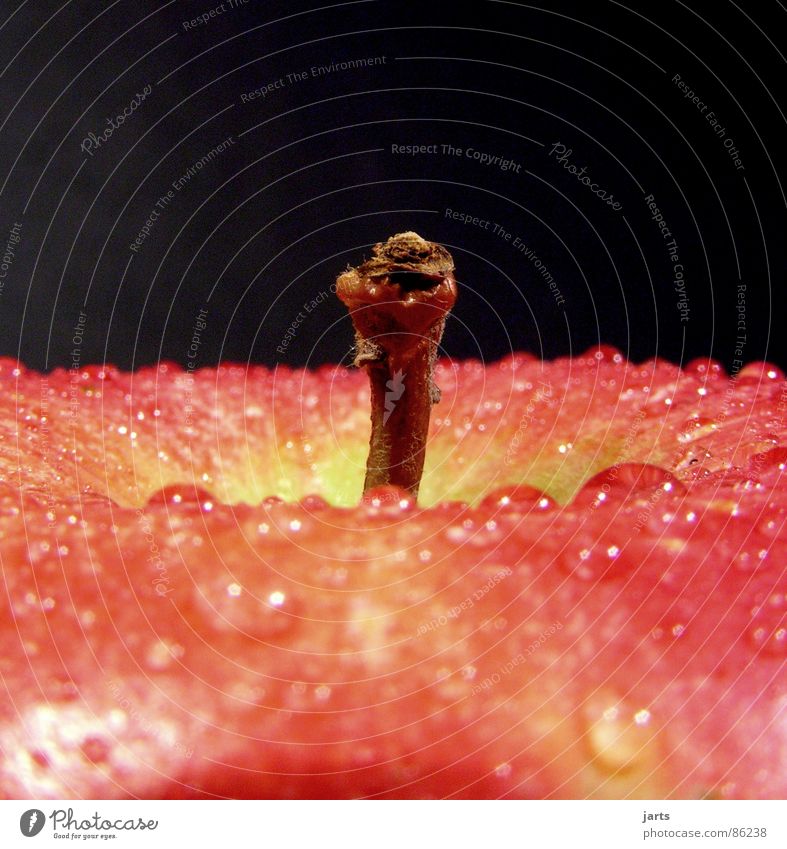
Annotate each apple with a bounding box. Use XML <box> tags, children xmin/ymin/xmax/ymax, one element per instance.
<box><xmin>0</xmin><ymin>345</ymin><xmax>785</xmax><ymax>800</ymax></box>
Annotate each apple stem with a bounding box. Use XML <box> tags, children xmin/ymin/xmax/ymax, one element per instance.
<box><xmin>336</xmin><ymin>232</ymin><xmax>458</xmax><ymax>498</ymax></box>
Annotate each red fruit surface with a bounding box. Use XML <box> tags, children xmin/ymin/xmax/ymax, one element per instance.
<box><xmin>0</xmin><ymin>349</ymin><xmax>785</xmax><ymax>799</ymax></box>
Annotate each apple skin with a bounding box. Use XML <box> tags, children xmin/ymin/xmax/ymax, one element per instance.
<box><xmin>0</xmin><ymin>350</ymin><xmax>785</xmax><ymax>799</ymax></box>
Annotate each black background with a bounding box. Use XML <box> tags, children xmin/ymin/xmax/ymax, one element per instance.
<box><xmin>0</xmin><ymin>0</ymin><xmax>784</xmax><ymax>373</ymax></box>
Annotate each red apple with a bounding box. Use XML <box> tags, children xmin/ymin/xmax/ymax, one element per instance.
<box><xmin>0</xmin><ymin>349</ymin><xmax>785</xmax><ymax>799</ymax></box>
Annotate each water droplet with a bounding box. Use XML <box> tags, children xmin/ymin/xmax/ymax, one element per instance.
<box><xmin>481</xmin><ymin>484</ymin><xmax>556</xmax><ymax>512</ymax></box>
<box><xmin>574</xmin><ymin>464</ymin><xmax>686</xmax><ymax>508</ymax></box>
<box><xmin>300</xmin><ymin>494</ymin><xmax>328</xmax><ymax>510</ymax></box>
<box><xmin>361</xmin><ymin>485</ymin><xmax>414</xmax><ymax>511</ymax></box>
<box><xmin>146</xmin><ymin>485</ymin><xmax>216</xmax><ymax>510</ymax></box>
<box><xmin>146</xmin><ymin>639</ymin><xmax>184</xmax><ymax>671</ymax></box>
<box><xmin>590</xmin><ymin>345</ymin><xmax>622</xmax><ymax>362</ymax></box>
<box><xmin>738</xmin><ymin>362</ymin><xmax>785</xmax><ymax>382</ymax></box>
<box><xmin>209</xmin><ymin>578</ymin><xmax>299</xmax><ymax>639</ymax></box>
<box><xmin>445</xmin><ymin>525</ymin><xmax>467</xmax><ymax>543</ymax></box>
<box><xmin>29</xmin><ymin>749</ymin><xmax>49</xmax><ymax>768</ymax></box>
<box><xmin>80</xmin><ymin>736</ymin><xmax>110</xmax><ymax>764</ymax></box>
<box><xmin>559</xmin><ymin>540</ymin><xmax>634</xmax><ymax>582</ymax></box>
<box><xmin>749</xmin><ymin>446</ymin><xmax>787</xmax><ymax>476</ymax></box>
<box><xmin>583</xmin><ymin>693</ymin><xmax>652</xmax><ymax>774</ymax></box>
<box><xmin>268</xmin><ymin>591</ymin><xmax>285</xmax><ymax>607</ymax></box>
<box><xmin>49</xmin><ymin>674</ymin><xmax>78</xmax><ymax>701</ymax></box>
<box><xmin>747</xmin><ymin>617</ymin><xmax>787</xmax><ymax>657</ymax></box>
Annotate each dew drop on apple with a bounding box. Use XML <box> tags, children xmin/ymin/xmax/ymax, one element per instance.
<box><xmin>558</xmin><ymin>541</ymin><xmax>632</xmax><ymax>582</ymax></box>
<box><xmin>747</xmin><ymin>618</ymin><xmax>787</xmax><ymax>657</ymax></box>
<box><xmin>481</xmin><ymin>485</ymin><xmax>555</xmax><ymax>512</ymax></box>
<box><xmin>146</xmin><ymin>639</ymin><xmax>184</xmax><ymax>671</ymax></box>
<box><xmin>582</xmin><ymin>694</ymin><xmax>652</xmax><ymax>774</ymax></box>
<box><xmin>48</xmin><ymin>674</ymin><xmax>78</xmax><ymax>702</ymax></box>
<box><xmin>80</xmin><ymin>735</ymin><xmax>110</xmax><ymax>764</ymax></box>
<box><xmin>146</xmin><ymin>484</ymin><xmax>216</xmax><ymax>510</ymax></box>
<box><xmin>445</xmin><ymin>525</ymin><xmax>468</xmax><ymax>543</ymax></box>
<box><xmin>461</xmin><ymin>665</ymin><xmax>477</xmax><ymax>681</ymax></box>
<box><xmin>361</xmin><ymin>485</ymin><xmax>413</xmax><ymax>511</ymax></box>
<box><xmin>574</xmin><ymin>464</ymin><xmax>685</xmax><ymax>508</ymax></box>
<box><xmin>29</xmin><ymin>749</ymin><xmax>49</xmax><ymax>769</ymax></box>
<box><xmin>207</xmin><ymin>580</ymin><xmax>299</xmax><ymax>640</ymax></box>
<box><xmin>314</xmin><ymin>685</ymin><xmax>331</xmax><ymax>702</ymax></box>
<box><xmin>300</xmin><ymin>494</ymin><xmax>328</xmax><ymax>511</ymax></box>
<box><xmin>495</xmin><ymin>762</ymin><xmax>512</xmax><ymax>778</ymax></box>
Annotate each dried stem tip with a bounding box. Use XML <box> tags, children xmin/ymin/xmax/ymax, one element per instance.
<box><xmin>336</xmin><ymin>232</ymin><xmax>457</xmax><ymax>498</ymax></box>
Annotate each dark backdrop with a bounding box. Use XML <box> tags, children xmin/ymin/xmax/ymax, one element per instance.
<box><xmin>0</xmin><ymin>0</ymin><xmax>784</xmax><ymax>373</ymax></box>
